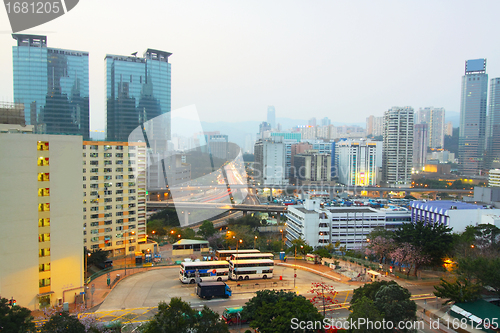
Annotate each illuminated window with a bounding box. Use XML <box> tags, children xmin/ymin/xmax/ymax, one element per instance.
<box><xmin>37</xmin><ymin>141</ymin><xmax>49</xmax><ymax>151</ymax></box>
<box><xmin>38</xmin><ymin>233</ymin><xmax>50</xmax><ymax>242</ymax></box>
<box><xmin>39</xmin><ymin>263</ymin><xmax>50</xmax><ymax>272</ymax></box>
<box><xmin>39</xmin><ymin>248</ymin><xmax>50</xmax><ymax>257</ymax></box>
<box><xmin>39</xmin><ymin>278</ymin><xmax>51</xmax><ymax>287</ymax></box>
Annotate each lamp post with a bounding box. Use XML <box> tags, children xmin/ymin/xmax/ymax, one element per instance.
<box><xmin>280</xmin><ymin>229</ymin><xmax>284</xmax><ymax>251</ymax></box>
<box><xmin>84</xmin><ymin>247</ymin><xmax>90</xmax><ymax>308</ymax></box>
<box><xmin>254</xmin><ymin>236</ymin><xmax>257</xmax><ymax>249</ymax></box>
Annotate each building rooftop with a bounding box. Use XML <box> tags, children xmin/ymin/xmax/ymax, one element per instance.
<box><xmin>327</xmin><ymin>208</ymin><xmax>374</xmax><ymax>214</ymax></box>
<box><xmin>411</xmin><ymin>200</ymin><xmax>485</xmax><ymax>211</ymax></box>
<box><xmin>174</xmin><ymin>239</ymin><xmax>209</xmax><ymax>245</ymax></box>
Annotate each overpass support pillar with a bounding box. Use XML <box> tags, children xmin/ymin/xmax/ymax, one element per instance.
<box><xmin>243</xmin><ymin>210</ymin><xmax>247</xmax><ymax>216</ymax></box>
<box><xmin>184</xmin><ymin>210</ymin><xmax>189</xmax><ymax>226</ymax></box>
<box><xmin>329</xmin><ymin>189</ymin><xmax>334</xmax><ymax>200</ymax></box>
<box><xmin>380</xmin><ymin>191</ymin><xmax>386</xmax><ymax>199</ymax></box>
<box><xmin>276</xmin><ymin>212</ymin><xmax>281</xmax><ymax>224</ymax></box>
<box><xmin>269</xmin><ymin>188</ymin><xmax>273</xmax><ymax>202</ymax></box>
<box><xmin>299</xmin><ymin>189</ymin><xmax>305</xmax><ymax>200</ymax></box>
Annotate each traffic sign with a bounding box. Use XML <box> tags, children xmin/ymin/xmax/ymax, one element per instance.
<box><xmin>294</xmin><ymin>274</ymin><xmax>297</xmax><ymax>278</ymax></box>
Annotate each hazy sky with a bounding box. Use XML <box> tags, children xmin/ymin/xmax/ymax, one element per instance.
<box><xmin>1</xmin><ymin>0</ymin><xmax>500</xmax><ymax>130</ymax></box>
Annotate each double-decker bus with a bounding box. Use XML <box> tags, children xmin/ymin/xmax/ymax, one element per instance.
<box><xmin>179</xmin><ymin>261</ymin><xmax>229</xmax><ymax>284</ymax></box>
<box><xmin>215</xmin><ymin>249</ymin><xmax>260</xmax><ymax>261</ymax></box>
<box><xmin>229</xmin><ymin>259</ymin><xmax>274</xmax><ymax>281</ymax></box>
<box><xmin>230</xmin><ymin>252</ymin><xmax>274</xmax><ymax>261</ymax></box>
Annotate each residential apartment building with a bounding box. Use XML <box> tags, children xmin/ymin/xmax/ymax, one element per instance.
<box><xmin>0</xmin><ymin>133</ymin><xmax>83</xmax><ymax>309</ymax></box>
<box><xmin>382</xmin><ymin>106</ymin><xmax>414</xmax><ymax>187</ymax></box>
<box><xmin>459</xmin><ymin>59</ymin><xmax>488</xmax><ymax>175</ymax></box>
<box><xmin>291</xmin><ymin>150</ymin><xmax>332</xmax><ymax>185</ymax></box>
<box><xmin>413</xmin><ymin>123</ymin><xmax>428</xmax><ymax>170</ymax></box>
<box><xmin>416</xmin><ymin>107</ymin><xmax>445</xmax><ymax>149</ymax></box>
<box><xmin>489</xmin><ymin>169</ymin><xmax>500</xmax><ymax>187</ymax></box>
<box><xmin>267</xmin><ymin>106</ymin><xmax>276</xmax><ymax>129</ymax></box>
<box><xmin>83</xmin><ymin>141</ymin><xmax>147</xmax><ymax>256</ymax></box>
<box><xmin>366</xmin><ymin>115</ymin><xmax>384</xmax><ymax>137</ymax></box>
<box><xmin>254</xmin><ymin>137</ymin><xmax>288</xmax><ymax>185</ymax></box>
<box><xmin>336</xmin><ymin>139</ymin><xmax>379</xmax><ymax>186</ymax></box>
<box><xmin>285</xmin><ymin>199</ymin><xmax>411</xmax><ymax>249</ymax></box>
<box><xmin>12</xmin><ymin>34</ymin><xmax>89</xmax><ymax>139</ymax></box>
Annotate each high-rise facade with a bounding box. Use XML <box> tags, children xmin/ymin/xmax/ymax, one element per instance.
<box><xmin>254</xmin><ymin>137</ymin><xmax>287</xmax><ymax>185</ymax></box>
<box><xmin>382</xmin><ymin>106</ymin><xmax>414</xmax><ymax>187</ymax></box>
<box><xmin>12</xmin><ymin>34</ymin><xmax>89</xmax><ymax>139</ymax></box>
<box><xmin>292</xmin><ymin>151</ymin><xmax>331</xmax><ymax>185</ymax></box>
<box><xmin>337</xmin><ymin>139</ymin><xmax>378</xmax><ymax>186</ymax></box>
<box><xmin>416</xmin><ymin>107</ymin><xmax>445</xmax><ymax>149</ymax></box>
<box><xmin>486</xmin><ymin>78</ymin><xmax>500</xmax><ymax>169</ymax></box>
<box><xmin>413</xmin><ymin>123</ymin><xmax>428</xmax><ymax>170</ymax></box>
<box><xmin>459</xmin><ymin>59</ymin><xmax>488</xmax><ymax>175</ymax></box>
<box><xmin>267</xmin><ymin>106</ymin><xmax>276</xmax><ymax>129</ymax></box>
<box><xmin>83</xmin><ymin>141</ymin><xmax>148</xmax><ymax>256</ymax></box>
<box><xmin>0</xmin><ymin>133</ymin><xmax>83</xmax><ymax>309</ymax></box>
<box><xmin>366</xmin><ymin>115</ymin><xmax>384</xmax><ymax>137</ymax></box>
<box><xmin>106</xmin><ymin>49</ymin><xmax>172</xmax><ymax>146</ymax></box>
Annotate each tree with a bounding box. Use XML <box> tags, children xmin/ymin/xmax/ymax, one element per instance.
<box><xmin>347</xmin><ymin>297</ymin><xmax>384</xmax><ymax>333</ymax></box>
<box><xmin>309</xmin><ymin>282</ymin><xmax>339</xmax><ymax>317</ymax></box>
<box><xmin>313</xmin><ymin>248</ymin><xmax>332</xmax><ymax>260</ymax></box>
<box><xmin>141</xmin><ymin>297</ymin><xmax>228</xmax><ymax>333</ymax></box>
<box><xmin>198</xmin><ymin>220</ymin><xmax>216</xmax><ymax>239</ymax></box>
<box><xmin>394</xmin><ymin>220</ymin><xmax>453</xmax><ymax>269</ymax></box>
<box><xmin>365</xmin><ymin>236</ymin><xmax>395</xmax><ymax>264</ymax></box>
<box><xmin>433</xmin><ymin>277</ymin><xmax>481</xmax><ymax>304</ymax></box>
<box><xmin>87</xmin><ymin>248</ymin><xmax>109</xmax><ymax>267</ymax></box>
<box><xmin>389</xmin><ymin>243</ymin><xmax>429</xmax><ymax>277</ymax></box>
<box><xmin>0</xmin><ymin>297</ymin><xmax>36</xmax><ymax>333</ymax></box>
<box><xmin>373</xmin><ymin>284</ymin><xmax>416</xmax><ymax>331</ymax></box>
<box><xmin>286</xmin><ymin>238</ymin><xmax>312</xmax><ymax>256</ymax></box>
<box><xmin>242</xmin><ymin>290</ymin><xmax>323</xmax><ymax>333</ymax></box>
<box><xmin>40</xmin><ymin>311</ymin><xmax>85</xmax><ymax>333</ymax></box>
<box><xmin>350</xmin><ymin>280</ymin><xmax>398</xmax><ymax>306</ymax></box>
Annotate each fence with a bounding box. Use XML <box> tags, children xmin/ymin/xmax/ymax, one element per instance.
<box><xmin>234</xmin><ymin>281</ymin><xmax>290</xmax><ymax>290</ymax></box>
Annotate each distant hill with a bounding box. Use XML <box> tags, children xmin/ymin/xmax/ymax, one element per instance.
<box><xmin>446</xmin><ymin>111</ymin><xmax>459</xmax><ymax>127</ymax></box>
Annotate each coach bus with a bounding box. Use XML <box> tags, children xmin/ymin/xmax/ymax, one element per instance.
<box><xmin>215</xmin><ymin>249</ymin><xmax>260</xmax><ymax>261</ymax></box>
<box><xmin>179</xmin><ymin>261</ymin><xmax>229</xmax><ymax>284</ymax></box>
<box><xmin>228</xmin><ymin>259</ymin><xmax>274</xmax><ymax>281</ymax></box>
<box><xmin>230</xmin><ymin>252</ymin><xmax>274</xmax><ymax>261</ymax></box>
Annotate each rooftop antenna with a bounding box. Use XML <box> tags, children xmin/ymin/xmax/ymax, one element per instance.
<box><xmin>131</xmin><ymin>52</ymin><xmax>137</xmax><ymax>57</ymax></box>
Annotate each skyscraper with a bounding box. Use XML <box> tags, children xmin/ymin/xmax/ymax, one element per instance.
<box><xmin>486</xmin><ymin>78</ymin><xmax>500</xmax><ymax>169</ymax></box>
<box><xmin>382</xmin><ymin>106</ymin><xmax>414</xmax><ymax>187</ymax></box>
<box><xmin>106</xmin><ymin>49</ymin><xmax>172</xmax><ymax>146</ymax></box>
<box><xmin>337</xmin><ymin>139</ymin><xmax>379</xmax><ymax>186</ymax></box>
<box><xmin>416</xmin><ymin>107</ymin><xmax>445</xmax><ymax>149</ymax></box>
<box><xmin>459</xmin><ymin>59</ymin><xmax>488</xmax><ymax>175</ymax></box>
<box><xmin>12</xmin><ymin>34</ymin><xmax>89</xmax><ymax>139</ymax></box>
<box><xmin>413</xmin><ymin>123</ymin><xmax>428</xmax><ymax>170</ymax></box>
<box><xmin>267</xmin><ymin>106</ymin><xmax>276</xmax><ymax>129</ymax></box>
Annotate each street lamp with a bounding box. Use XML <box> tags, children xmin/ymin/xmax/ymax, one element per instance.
<box><xmin>280</xmin><ymin>229</ymin><xmax>284</xmax><ymax>251</ymax></box>
<box><xmin>254</xmin><ymin>236</ymin><xmax>258</xmax><ymax>249</ymax></box>
<box><xmin>84</xmin><ymin>247</ymin><xmax>90</xmax><ymax>308</ymax></box>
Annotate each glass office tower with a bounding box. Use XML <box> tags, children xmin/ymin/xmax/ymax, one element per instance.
<box><xmin>105</xmin><ymin>49</ymin><xmax>171</xmax><ymax>148</ymax></box>
<box><xmin>459</xmin><ymin>58</ymin><xmax>488</xmax><ymax>175</ymax></box>
<box><xmin>12</xmin><ymin>34</ymin><xmax>89</xmax><ymax>139</ymax></box>
<box><xmin>486</xmin><ymin>78</ymin><xmax>500</xmax><ymax>169</ymax></box>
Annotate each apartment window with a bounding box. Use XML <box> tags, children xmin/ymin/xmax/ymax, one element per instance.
<box><xmin>90</xmin><ymin>176</ymin><xmax>98</xmax><ymax>180</ymax></box>
<box><xmin>116</xmin><ymin>233</ymin><xmax>123</xmax><ymax>238</ymax></box>
<box><xmin>129</xmin><ymin>203</ymin><xmax>136</xmax><ymax>208</ymax></box>
<box><xmin>104</xmin><ymin>168</ymin><xmax>112</xmax><ymax>173</ymax></box>
<box><xmin>83</xmin><ymin>145</ymin><xmax>86</xmax><ymax>149</ymax></box>
<box><xmin>39</xmin><ymin>248</ymin><xmax>50</xmax><ymax>257</ymax></box>
<box><xmin>116</xmin><ymin>240</ymin><xmax>124</xmax><ymax>245</ymax></box>
<box><xmin>104</xmin><ymin>228</ymin><xmax>112</xmax><ymax>232</ymax></box>
<box><xmin>128</xmin><ymin>182</ymin><xmax>135</xmax><ymax>187</ymax></box>
<box><xmin>90</xmin><ymin>214</ymin><xmax>99</xmax><ymax>219</ymax></box>
<box><xmin>129</xmin><ymin>211</ymin><xmax>136</xmax><ymax>215</ymax></box>
<box><xmin>104</xmin><ymin>183</ymin><xmax>112</xmax><ymax>188</ymax></box>
<box><xmin>91</xmin><ymin>237</ymin><xmax>99</xmax><ymax>242</ymax></box>
<box><xmin>116</xmin><ymin>168</ymin><xmax>123</xmax><ymax>172</ymax></box>
<box><xmin>116</xmin><ymin>175</ymin><xmax>123</xmax><ymax>179</ymax></box>
<box><xmin>116</xmin><ymin>190</ymin><xmax>123</xmax><ymax>194</ymax></box>
<box><xmin>104</xmin><ymin>198</ymin><xmax>113</xmax><ymax>203</ymax></box>
<box><xmin>37</xmin><ymin>141</ymin><xmax>49</xmax><ymax>151</ymax></box>
<box><xmin>116</xmin><ymin>212</ymin><xmax>123</xmax><ymax>216</ymax></box>
<box><xmin>116</xmin><ymin>153</ymin><xmax>123</xmax><ymax>158</ymax></box>
<box><xmin>116</xmin><ymin>182</ymin><xmax>123</xmax><ymax>187</ymax></box>
<box><xmin>116</xmin><ymin>146</ymin><xmax>123</xmax><ymax>150</ymax></box>
<box><xmin>116</xmin><ymin>160</ymin><xmax>123</xmax><ymax>165</ymax></box>
<box><xmin>129</xmin><ymin>217</ymin><xmax>136</xmax><ymax>222</ymax></box>
<box><xmin>90</xmin><ymin>153</ymin><xmax>98</xmax><ymax>158</ymax></box>
<box><xmin>38</xmin><ymin>203</ymin><xmax>50</xmax><ymax>211</ymax></box>
<box><xmin>116</xmin><ymin>219</ymin><xmax>123</xmax><ymax>224</ymax></box>
<box><xmin>38</xmin><ymin>157</ymin><xmax>49</xmax><ymax>166</ymax></box>
<box><xmin>128</xmin><ymin>167</ymin><xmax>134</xmax><ymax>172</ymax></box>
<box><xmin>128</xmin><ymin>161</ymin><xmax>135</xmax><ymax>165</ymax></box>
<box><xmin>83</xmin><ymin>176</ymin><xmax>86</xmax><ymax>181</ymax></box>
<box><xmin>128</xmin><ymin>153</ymin><xmax>136</xmax><ymax>158</ymax></box>
<box><xmin>129</xmin><ymin>189</ymin><xmax>136</xmax><ymax>194</ymax></box>
<box><xmin>90</xmin><ymin>184</ymin><xmax>98</xmax><ymax>189</ymax></box>
<box><xmin>90</xmin><ymin>222</ymin><xmax>99</xmax><ymax>227</ymax></box>
<box><xmin>104</xmin><ymin>160</ymin><xmax>112</xmax><ymax>166</ymax></box>
<box><xmin>90</xmin><ymin>161</ymin><xmax>98</xmax><ymax>166</ymax></box>
<box><xmin>38</xmin><ymin>218</ymin><xmax>50</xmax><ymax>227</ymax></box>
<box><xmin>129</xmin><ymin>225</ymin><xmax>136</xmax><ymax>229</ymax></box>
<box><xmin>92</xmin><ymin>245</ymin><xmax>99</xmax><ymax>249</ymax></box>
<box><xmin>39</xmin><ymin>278</ymin><xmax>51</xmax><ymax>287</ymax></box>
<box><xmin>116</xmin><ymin>226</ymin><xmax>123</xmax><ymax>231</ymax></box>
<box><xmin>104</xmin><ymin>153</ymin><xmax>112</xmax><ymax>158</ymax></box>
<box><xmin>91</xmin><ymin>229</ymin><xmax>99</xmax><ymax>234</ymax></box>
<box><xmin>39</xmin><ymin>263</ymin><xmax>50</xmax><ymax>272</ymax></box>
<box><xmin>104</xmin><ymin>213</ymin><xmax>112</xmax><ymax>217</ymax></box>
<box><xmin>129</xmin><ymin>175</ymin><xmax>135</xmax><ymax>179</ymax></box>
<box><xmin>104</xmin><ymin>220</ymin><xmax>112</xmax><ymax>225</ymax></box>
<box><xmin>91</xmin><ymin>168</ymin><xmax>98</xmax><ymax>173</ymax></box>
<box><xmin>128</xmin><ymin>196</ymin><xmax>134</xmax><ymax>201</ymax></box>
<box><xmin>38</xmin><ymin>173</ymin><xmax>50</xmax><ymax>181</ymax></box>
<box><xmin>38</xmin><ymin>233</ymin><xmax>50</xmax><ymax>242</ymax></box>
<box><xmin>90</xmin><ymin>145</ymin><xmax>98</xmax><ymax>150</ymax></box>
<box><xmin>104</xmin><ymin>205</ymin><xmax>112</xmax><ymax>210</ymax></box>
<box><xmin>116</xmin><ymin>204</ymin><xmax>123</xmax><ymax>209</ymax></box>
<box><xmin>104</xmin><ymin>190</ymin><xmax>113</xmax><ymax>195</ymax></box>
<box><xmin>104</xmin><ymin>145</ymin><xmax>112</xmax><ymax>151</ymax></box>
<box><xmin>90</xmin><ymin>191</ymin><xmax>98</xmax><ymax>196</ymax></box>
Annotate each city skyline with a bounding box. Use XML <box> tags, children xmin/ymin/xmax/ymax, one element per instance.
<box><xmin>1</xmin><ymin>1</ymin><xmax>500</xmax><ymax>130</ymax></box>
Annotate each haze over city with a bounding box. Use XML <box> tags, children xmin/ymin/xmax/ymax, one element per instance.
<box><xmin>1</xmin><ymin>0</ymin><xmax>500</xmax><ymax>131</ymax></box>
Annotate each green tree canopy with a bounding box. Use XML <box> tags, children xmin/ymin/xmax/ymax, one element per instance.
<box><xmin>394</xmin><ymin>220</ymin><xmax>453</xmax><ymax>268</ymax></box>
<box><xmin>141</xmin><ymin>298</ymin><xmax>228</xmax><ymax>333</ymax></box>
<box><xmin>41</xmin><ymin>311</ymin><xmax>85</xmax><ymax>333</ymax></box>
<box><xmin>86</xmin><ymin>248</ymin><xmax>109</xmax><ymax>267</ymax></box>
<box><xmin>373</xmin><ymin>284</ymin><xmax>417</xmax><ymax>330</ymax></box>
<box><xmin>286</xmin><ymin>238</ymin><xmax>312</xmax><ymax>256</ymax></box>
<box><xmin>350</xmin><ymin>280</ymin><xmax>398</xmax><ymax>306</ymax></box>
<box><xmin>242</xmin><ymin>290</ymin><xmax>323</xmax><ymax>333</ymax></box>
<box><xmin>313</xmin><ymin>247</ymin><xmax>332</xmax><ymax>259</ymax></box>
<box><xmin>198</xmin><ymin>220</ymin><xmax>216</xmax><ymax>239</ymax></box>
<box><xmin>347</xmin><ymin>296</ymin><xmax>384</xmax><ymax>333</ymax></box>
<box><xmin>433</xmin><ymin>277</ymin><xmax>481</xmax><ymax>304</ymax></box>
<box><xmin>0</xmin><ymin>298</ymin><xmax>36</xmax><ymax>333</ymax></box>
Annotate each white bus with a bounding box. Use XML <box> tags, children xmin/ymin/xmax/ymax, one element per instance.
<box><xmin>179</xmin><ymin>261</ymin><xmax>229</xmax><ymax>284</ymax></box>
<box><xmin>229</xmin><ymin>259</ymin><xmax>274</xmax><ymax>281</ymax></box>
<box><xmin>230</xmin><ymin>253</ymin><xmax>274</xmax><ymax>261</ymax></box>
<box><xmin>215</xmin><ymin>249</ymin><xmax>260</xmax><ymax>261</ymax></box>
